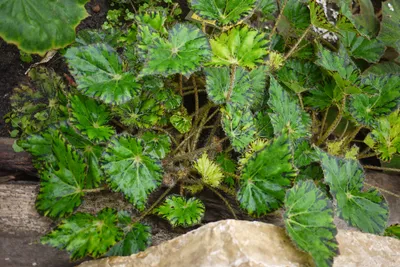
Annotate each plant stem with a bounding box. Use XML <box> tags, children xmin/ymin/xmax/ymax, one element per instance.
<box><xmin>151</xmin><ymin>126</ymin><xmax>179</xmax><ymax>147</ymax></box>
<box><xmin>82</xmin><ymin>187</ymin><xmax>107</xmax><ymax>193</ymax></box>
<box><xmin>205</xmin><ymin>184</ymin><xmax>238</xmax><ymax>220</ymax></box>
<box><xmin>297</xmin><ymin>93</ymin><xmax>304</xmax><ymax>109</ymax></box>
<box><xmin>319</xmin><ymin>108</ymin><xmax>329</xmax><ymax>140</ymax></box>
<box><xmin>183</xmin><ymin>89</ymin><xmax>206</xmax><ymax>96</ymax></box>
<box><xmin>357</xmin><ymin>152</ymin><xmax>377</xmax><ymax>160</ymax></box>
<box><xmin>223</xmin><ymin>171</ymin><xmax>240</xmax><ymax>180</ymax></box>
<box><xmin>342</xmin><ymin>125</ymin><xmax>363</xmax><ymax>149</ymax></box>
<box><xmin>339</xmin><ymin>120</ymin><xmax>349</xmax><ymax>140</ymax></box>
<box><xmin>167</xmin><ymin>137</ymin><xmax>228</xmax><ymax>163</ymax></box>
<box><xmin>179</xmin><ymin>74</ymin><xmax>183</xmax><ymax>97</ymax></box>
<box><xmin>363</xmin><ymin>165</ymin><xmax>400</xmax><ymax>173</ymax></box>
<box><xmin>284</xmin><ymin>25</ymin><xmax>312</xmax><ymax>60</ymax></box>
<box><xmin>364</xmin><ymin>182</ymin><xmax>400</xmax><ymax>198</ymax></box>
<box><xmin>225</xmin><ymin>64</ymin><xmax>237</xmax><ymax>102</ymax></box>
<box><xmin>133</xmin><ymin>186</ymin><xmax>174</xmax><ymax>224</ymax></box>
<box><xmin>268</xmin><ymin>0</ymin><xmax>289</xmax><ymax>44</ymax></box>
<box><xmin>316</xmin><ymin>98</ymin><xmax>345</xmax><ymax>146</ymax></box>
<box><xmin>192</xmin><ymin>76</ymin><xmax>199</xmax><ymax>122</ymax></box>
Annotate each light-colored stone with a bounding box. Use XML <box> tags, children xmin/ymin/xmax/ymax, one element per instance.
<box><xmin>79</xmin><ymin>220</ymin><xmax>400</xmax><ymax>267</ymax></box>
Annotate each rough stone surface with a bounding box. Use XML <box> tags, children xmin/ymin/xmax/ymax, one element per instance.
<box><xmin>79</xmin><ymin>220</ymin><xmax>400</xmax><ymax>267</ymax></box>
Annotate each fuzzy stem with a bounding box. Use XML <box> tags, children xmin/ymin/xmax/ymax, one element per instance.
<box><xmin>268</xmin><ymin>0</ymin><xmax>289</xmax><ymax>44</ymax></box>
<box><xmin>192</xmin><ymin>76</ymin><xmax>200</xmax><ymax>122</ymax></box>
<box><xmin>363</xmin><ymin>165</ymin><xmax>400</xmax><ymax>173</ymax></box>
<box><xmin>151</xmin><ymin>126</ymin><xmax>179</xmax><ymax>147</ymax></box>
<box><xmin>82</xmin><ymin>187</ymin><xmax>107</xmax><ymax>193</ymax></box>
<box><xmin>205</xmin><ymin>184</ymin><xmax>238</xmax><ymax>220</ymax></box>
<box><xmin>284</xmin><ymin>25</ymin><xmax>312</xmax><ymax>60</ymax></box>
<box><xmin>364</xmin><ymin>182</ymin><xmax>400</xmax><ymax>198</ymax></box>
<box><xmin>339</xmin><ymin>120</ymin><xmax>350</xmax><ymax>140</ymax></box>
<box><xmin>357</xmin><ymin>152</ymin><xmax>378</xmax><ymax>160</ymax></box>
<box><xmin>225</xmin><ymin>64</ymin><xmax>237</xmax><ymax>102</ymax></box>
<box><xmin>319</xmin><ymin>108</ymin><xmax>329</xmax><ymax>140</ymax></box>
<box><xmin>133</xmin><ymin>186</ymin><xmax>174</xmax><ymax>224</ymax></box>
<box><xmin>192</xmin><ymin>108</ymin><xmax>220</xmax><ymax>151</ymax></box>
<box><xmin>297</xmin><ymin>93</ymin><xmax>304</xmax><ymax>109</ymax></box>
<box><xmin>316</xmin><ymin>98</ymin><xmax>345</xmax><ymax>146</ymax></box>
<box><xmin>183</xmin><ymin>89</ymin><xmax>206</xmax><ymax>96</ymax></box>
<box><xmin>342</xmin><ymin>125</ymin><xmax>363</xmax><ymax>149</ymax></box>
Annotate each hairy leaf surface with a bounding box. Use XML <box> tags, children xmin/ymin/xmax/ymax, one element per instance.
<box><xmin>141</xmin><ymin>23</ymin><xmax>211</xmax><ymax>77</ymax></box>
<box><xmin>107</xmin><ymin>211</ymin><xmax>151</xmax><ymax>256</ymax></box>
<box><xmin>155</xmin><ymin>195</ymin><xmax>205</xmax><ymax>227</ymax></box>
<box><xmin>209</xmin><ymin>26</ymin><xmax>268</xmax><ymax>68</ymax></box>
<box><xmin>190</xmin><ymin>0</ymin><xmax>256</xmax><ymax>25</ymax></box>
<box><xmin>102</xmin><ymin>135</ymin><xmax>163</xmax><ymax>211</ymax></box>
<box><xmin>341</xmin><ymin>31</ymin><xmax>385</xmax><ymax>63</ymax></box>
<box><xmin>268</xmin><ymin>77</ymin><xmax>311</xmax><ymax>142</ymax></box>
<box><xmin>284</xmin><ymin>180</ymin><xmax>338</xmax><ymax>267</ymax></box>
<box><xmin>205</xmin><ymin>67</ymin><xmax>252</xmax><ymax>106</ymax></box>
<box><xmin>65</xmin><ymin>44</ymin><xmax>140</xmax><ymax>104</ymax></box>
<box><xmin>41</xmin><ymin>208</ymin><xmax>123</xmax><ymax>260</ymax></box>
<box><xmin>69</xmin><ymin>94</ymin><xmax>115</xmax><ymax>142</ymax></box>
<box><xmin>238</xmin><ymin>135</ymin><xmax>296</xmax><ymax>216</ymax></box>
<box><xmin>378</xmin><ymin>0</ymin><xmax>400</xmax><ymax>53</ymax></box>
<box><xmin>317</xmin><ymin>149</ymin><xmax>389</xmax><ymax>234</ymax></box>
<box><xmin>277</xmin><ymin>60</ymin><xmax>320</xmax><ymax>93</ymax></box>
<box><xmin>0</xmin><ymin>0</ymin><xmax>88</xmax><ymax>54</ymax></box>
<box><xmin>221</xmin><ymin>104</ymin><xmax>256</xmax><ymax>152</ymax></box>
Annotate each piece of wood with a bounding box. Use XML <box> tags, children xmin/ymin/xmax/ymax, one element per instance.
<box><xmin>0</xmin><ymin>138</ymin><xmax>36</xmax><ymax>175</ymax></box>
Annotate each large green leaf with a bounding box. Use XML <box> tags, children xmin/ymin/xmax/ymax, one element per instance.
<box><xmin>317</xmin><ymin>149</ymin><xmax>389</xmax><ymax>234</ymax></box>
<box><xmin>41</xmin><ymin>208</ymin><xmax>123</xmax><ymax>260</ymax></box>
<box><xmin>59</xmin><ymin>122</ymin><xmax>104</xmax><ymax>189</ymax></box>
<box><xmin>102</xmin><ymin>135</ymin><xmax>163</xmax><ymax>211</ymax></box>
<box><xmin>284</xmin><ymin>180</ymin><xmax>338</xmax><ymax>267</ymax></box>
<box><xmin>294</xmin><ymin>140</ymin><xmax>318</xmax><ymax>168</ymax></box>
<box><xmin>65</xmin><ymin>44</ymin><xmax>140</xmax><ymax>104</ymax></box>
<box><xmin>364</xmin><ymin>109</ymin><xmax>400</xmax><ymax>161</ymax></box>
<box><xmin>0</xmin><ymin>0</ymin><xmax>88</xmax><ymax>55</ymax></box>
<box><xmin>69</xmin><ymin>94</ymin><xmax>115</xmax><ymax>142</ymax></box>
<box><xmin>237</xmin><ymin>135</ymin><xmax>296</xmax><ymax>216</ymax></box>
<box><xmin>258</xmin><ymin>0</ymin><xmax>278</xmax><ymax>19</ymax></box>
<box><xmin>378</xmin><ymin>0</ymin><xmax>400</xmax><ymax>53</ymax></box>
<box><xmin>268</xmin><ymin>77</ymin><xmax>311</xmax><ymax>142</ymax></box>
<box><xmin>190</xmin><ymin>0</ymin><xmax>256</xmax><ymax>25</ymax></box>
<box><xmin>205</xmin><ymin>67</ymin><xmax>252</xmax><ymax>106</ymax></box>
<box><xmin>5</xmin><ymin>67</ymin><xmax>68</xmax><ymax>137</ymax></box>
<box><xmin>282</xmin><ymin>0</ymin><xmax>311</xmax><ymax>31</ymax></box>
<box><xmin>338</xmin><ymin>0</ymin><xmax>379</xmax><ymax>38</ymax></box>
<box><xmin>107</xmin><ymin>211</ymin><xmax>152</xmax><ymax>256</ymax></box>
<box><xmin>221</xmin><ymin>104</ymin><xmax>256</xmax><ymax>152</ymax></box>
<box><xmin>208</xmin><ymin>26</ymin><xmax>268</xmax><ymax>68</ymax></box>
<box><xmin>249</xmin><ymin>66</ymin><xmax>269</xmax><ymax>110</ymax></box>
<box><xmin>141</xmin><ymin>131</ymin><xmax>171</xmax><ymax>159</ymax></box>
<box><xmin>348</xmin><ymin>74</ymin><xmax>400</xmax><ymax>126</ymax></box>
<box><xmin>141</xmin><ymin>23</ymin><xmax>211</xmax><ymax>77</ymax></box>
<box><xmin>277</xmin><ymin>59</ymin><xmax>320</xmax><ymax>93</ymax></box>
<box><xmin>341</xmin><ymin>31</ymin><xmax>385</xmax><ymax>63</ymax></box>
<box><xmin>154</xmin><ymin>195</ymin><xmax>205</xmax><ymax>227</ymax></box>
<box><xmin>36</xmin><ymin>132</ymin><xmax>86</xmax><ymax>218</ymax></box>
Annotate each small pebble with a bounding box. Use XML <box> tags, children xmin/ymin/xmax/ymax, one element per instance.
<box><xmin>92</xmin><ymin>4</ymin><xmax>101</xmax><ymax>13</ymax></box>
<box><xmin>5</xmin><ymin>258</ymin><xmax>10</xmax><ymax>261</ymax></box>
<box><xmin>32</xmin><ymin>263</ymin><xmax>37</xmax><ymax>266</ymax></box>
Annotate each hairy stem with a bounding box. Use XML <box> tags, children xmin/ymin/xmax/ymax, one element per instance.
<box><xmin>151</xmin><ymin>126</ymin><xmax>179</xmax><ymax>147</ymax></box>
<box><xmin>192</xmin><ymin>76</ymin><xmax>200</xmax><ymax>122</ymax></box>
<box><xmin>268</xmin><ymin>0</ymin><xmax>289</xmax><ymax>45</ymax></box>
<box><xmin>284</xmin><ymin>25</ymin><xmax>312</xmax><ymax>60</ymax></box>
<box><xmin>82</xmin><ymin>187</ymin><xmax>107</xmax><ymax>193</ymax></box>
<box><xmin>205</xmin><ymin>184</ymin><xmax>238</xmax><ymax>220</ymax></box>
<box><xmin>342</xmin><ymin>125</ymin><xmax>363</xmax><ymax>149</ymax></box>
<box><xmin>363</xmin><ymin>165</ymin><xmax>400</xmax><ymax>173</ymax></box>
<box><xmin>316</xmin><ymin>98</ymin><xmax>345</xmax><ymax>146</ymax></box>
<box><xmin>319</xmin><ymin>108</ymin><xmax>329</xmax><ymax>140</ymax></box>
<box><xmin>225</xmin><ymin>64</ymin><xmax>237</xmax><ymax>102</ymax></box>
<box><xmin>364</xmin><ymin>182</ymin><xmax>400</xmax><ymax>198</ymax></box>
<box><xmin>357</xmin><ymin>152</ymin><xmax>378</xmax><ymax>160</ymax></box>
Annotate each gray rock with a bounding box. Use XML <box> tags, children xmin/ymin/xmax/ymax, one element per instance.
<box><xmin>79</xmin><ymin>220</ymin><xmax>400</xmax><ymax>267</ymax></box>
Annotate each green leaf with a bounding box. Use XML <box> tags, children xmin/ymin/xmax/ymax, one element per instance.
<box><xmin>69</xmin><ymin>94</ymin><xmax>115</xmax><ymax>142</ymax></box>
<box><xmin>107</xmin><ymin>211</ymin><xmax>152</xmax><ymax>256</ymax></box>
<box><xmin>348</xmin><ymin>75</ymin><xmax>400</xmax><ymax>126</ymax></box>
<box><xmin>190</xmin><ymin>0</ymin><xmax>257</xmax><ymax>25</ymax></box>
<box><xmin>75</xmin><ymin>29</ymin><xmax>122</xmax><ymax>48</ymax></box>
<box><xmin>136</xmin><ymin>11</ymin><xmax>168</xmax><ymax>60</ymax></box>
<box><xmin>41</xmin><ymin>208</ymin><xmax>123</xmax><ymax>260</ymax></box>
<box><xmin>36</xmin><ymin>132</ymin><xmax>86</xmax><ymax>218</ymax></box>
<box><xmin>208</xmin><ymin>26</ymin><xmax>268</xmax><ymax>68</ymax></box>
<box><xmin>338</xmin><ymin>0</ymin><xmax>379</xmax><ymax>38</ymax></box>
<box><xmin>277</xmin><ymin>59</ymin><xmax>320</xmax><ymax>93</ymax></box>
<box><xmin>6</xmin><ymin>67</ymin><xmax>67</xmax><ymax>137</ymax></box>
<box><xmin>141</xmin><ymin>131</ymin><xmax>171</xmax><ymax>159</ymax></box>
<box><xmin>378</xmin><ymin>1</ymin><xmax>400</xmax><ymax>53</ymax></box>
<box><xmin>258</xmin><ymin>0</ymin><xmax>278</xmax><ymax>19</ymax></box>
<box><xmin>59</xmin><ymin>122</ymin><xmax>104</xmax><ymax>189</ymax></box>
<box><xmin>170</xmin><ymin>111</ymin><xmax>192</xmax><ymax>134</ymax></box>
<box><xmin>102</xmin><ymin>135</ymin><xmax>163</xmax><ymax>211</ymax></box>
<box><xmin>304</xmin><ymin>81</ymin><xmax>343</xmax><ymax>110</ymax></box>
<box><xmin>205</xmin><ymin>67</ymin><xmax>252</xmax><ymax>106</ymax></box>
<box><xmin>65</xmin><ymin>44</ymin><xmax>140</xmax><ymax>104</ymax></box>
<box><xmin>249</xmin><ymin>66</ymin><xmax>269</xmax><ymax>110</ymax></box>
<box><xmin>284</xmin><ymin>180</ymin><xmax>338</xmax><ymax>267</ymax></box>
<box><xmin>221</xmin><ymin>104</ymin><xmax>256</xmax><ymax>152</ymax></box>
<box><xmin>294</xmin><ymin>140</ymin><xmax>318</xmax><ymax>168</ymax></box>
<box><xmin>215</xmin><ymin>153</ymin><xmax>237</xmax><ymax>187</ymax></box>
<box><xmin>364</xmin><ymin>110</ymin><xmax>400</xmax><ymax>161</ymax></box>
<box><xmin>282</xmin><ymin>0</ymin><xmax>311</xmax><ymax>31</ymax></box>
<box><xmin>384</xmin><ymin>224</ymin><xmax>400</xmax><ymax>239</ymax></box>
<box><xmin>254</xmin><ymin>111</ymin><xmax>274</xmax><ymax>139</ymax></box>
<box><xmin>363</xmin><ymin>62</ymin><xmax>400</xmax><ymax>76</ymax></box>
<box><xmin>141</xmin><ymin>23</ymin><xmax>211</xmax><ymax>77</ymax></box>
<box><xmin>0</xmin><ymin>0</ymin><xmax>88</xmax><ymax>55</ymax></box>
<box><xmin>340</xmin><ymin>31</ymin><xmax>385</xmax><ymax>63</ymax></box>
<box><xmin>315</xmin><ymin>44</ymin><xmax>358</xmax><ymax>81</ymax></box>
<box><xmin>237</xmin><ymin>135</ymin><xmax>296</xmax><ymax>216</ymax></box>
<box><xmin>309</xmin><ymin>0</ymin><xmax>338</xmax><ymax>33</ymax></box>
<box><xmin>268</xmin><ymin>77</ymin><xmax>311</xmax><ymax>142</ymax></box>
<box><xmin>194</xmin><ymin>153</ymin><xmax>224</xmax><ymax>188</ymax></box>
<box><xmin>317</xmin><ymin>149</ymin><xmax>389</xmax><ymax>234</ymax></box>
<box><xmin>154</xmin><ymin>195</ymin><xmax>205</xmax><ymax>227</ymax></box>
